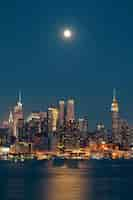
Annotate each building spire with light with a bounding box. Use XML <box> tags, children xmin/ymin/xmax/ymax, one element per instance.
<box><xmin>111</xmin><ymin>88</ymin><xmax>119</xmax><ymax>112</ymax></box>
<box><xmin>19</xmin><ymin>90</ymin><xmax>22</xmax><ymax>104</ymax></box>
<box><xmin>17</xmin><ymin>90</ymin><xmax>22</xmax><ymax>108</ymax></box>
<box><xmin>113</xmin><ymin>88</ymin><xmax>116</xmax><ymax>101</ymax></box>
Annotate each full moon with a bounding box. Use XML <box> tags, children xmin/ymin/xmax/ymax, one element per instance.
<box><xmin>63</xmin><ymin>29</ymin><xmax>72</xmax><ymax>39</ymax></box>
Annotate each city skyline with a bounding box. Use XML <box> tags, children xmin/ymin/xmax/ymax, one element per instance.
<box><xmin>0</xmin><ymin>1</ymin><xmax>133</xmax><ymax>200</ymax></box>
<box><xmin>0</xmin><ymin>89</ymin><xmax>131</xmax><ymax>130</ymax></box>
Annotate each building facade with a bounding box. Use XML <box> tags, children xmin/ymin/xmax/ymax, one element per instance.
<box><xmin>66</xmin><ymin>99</ymin><xmax>75</xmax><ymax>123</ymax></box>
<box><xmin>111</xmin><ymin>89</ymin><xmax>120</xmax><ymax>144</ymax></box>
<box><xmin>58</xmin><ymin>100</ymin><xmax>65</xmax><ymax>127</ymax></box>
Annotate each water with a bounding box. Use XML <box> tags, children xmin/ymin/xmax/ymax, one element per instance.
<box><xmin>0</xmin><ymin>160</ymin><xmax>133</xmax><ymax>200</ymax></box>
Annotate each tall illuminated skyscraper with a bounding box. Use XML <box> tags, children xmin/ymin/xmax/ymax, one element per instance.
<box><xmin>48</xmin><ymin>107</ymin><xmax>58</xmax><ymax>132</ymax></box>
<box><xmin>59</xmin><ymin>100</ymin><xmax>65</xmax><ymax>127</ymax></box>
<box><xmin>111</xmin><ymin>89</ymin><xmax>120</xmax><ymax>144</ymax></box>
<box><xmin>13</xmin><ymin>91</ymin><xmax>24</xmax><ymax>138</ymax></box>
<box><xmin>66</xmin><ymin>99</ymin><xmax>75</xmax><ymax>122</ymax></box>
<box><xmin>8</xmin><ymin>110</ymin><xmax>14</xmax><ymax>140</ymax></box>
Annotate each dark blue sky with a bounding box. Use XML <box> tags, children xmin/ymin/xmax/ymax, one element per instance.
<box><xmin>0</xmin><ymin>0</ymin><xmax>133</xmax><ymax>129</ymax></box>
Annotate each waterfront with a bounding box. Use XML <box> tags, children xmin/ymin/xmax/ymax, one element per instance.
<box><xmin>0</xmin><ymin>160</ymin><xmax>133</xmax><ymax>200</ymax></box>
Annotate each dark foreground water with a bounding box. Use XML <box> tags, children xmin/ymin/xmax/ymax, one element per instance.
<box><xmin>0</xmin><ymin>159</ymin><xmax>133</xmax><ymax>200</ymax></box>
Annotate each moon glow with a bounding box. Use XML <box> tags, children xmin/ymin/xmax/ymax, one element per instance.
<box><xmin>63</xmin><ymin>29</ymin><xmax>72</xmax><ymax>39</ymax></box>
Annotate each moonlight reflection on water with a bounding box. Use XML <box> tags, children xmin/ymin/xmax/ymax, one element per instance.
<box><xmin>0</xmin><ymin>160</ymin><xmax>133</xmax><ymax>200</ymax></box>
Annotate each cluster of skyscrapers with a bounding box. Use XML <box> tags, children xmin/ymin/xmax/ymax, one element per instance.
<box><xmin>111</xmin><ymin>89</ymin><xmax>133</xmax><ymax>148</ymax></box>
<box><xmin>8</xmin><ymin>95</ymin><xmax>76</xmax><ymax>138</ymax></box>
<box><xmin>0</xmin><ymin>90</ymin><xmax>132</xmax><ymax>152</ymax></box>
<box><xmin>1</xmin><ymin>93</ymin><xmax>88</xmax><ymax>151</ymax></box>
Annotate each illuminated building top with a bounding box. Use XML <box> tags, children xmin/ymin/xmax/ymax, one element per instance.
<box><xmin>14</xmin><ymin>91</ymin><xmax>23</xmax><ymax>112</ymax></box>
<box><xmin>111</xmin><ymin>88</ymin><xmax>119</xmax><ymax>112</ymax></box>
<box><xmin>59</xmin><ymin>100</ymin><xmax>65</xmax><ymax>105</ymax></box>
<box><xmin>66</xmin><ymin>99</ymin><xmax>75</xmax><ymax>122</ymax></box>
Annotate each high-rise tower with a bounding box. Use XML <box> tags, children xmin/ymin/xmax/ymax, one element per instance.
<box><xmin>8</xmin><ymin>110</ymin><xmax>14</xmax><ymax>140</ymax></box>
<box><xmin>66</xmin><ymin>99</ymin><xmax>75</xmax><ymax>122</ymax></box>
<box><xmin>111</xmin><ymin>89</ymin><xmax>120</xmax><ymax>144</ymax></box>
<box><xmin>13</xmin><ymin>91</ymin><xmax>24</xmax><ymax>138</ymax></box>
<box><xmin>58</xmin><ymin>100</ymin><xmax>65</xmax><ymax>127</ymax></box>
<box><xmin>48</xmin><ymin>107</ymin><xmax>58</xmax><ymax>132</ymax></box>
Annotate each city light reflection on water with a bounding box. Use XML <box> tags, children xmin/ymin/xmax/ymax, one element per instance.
<box><xmin>46</xmin><ymin>168</ymin><xmax>89</xmax><ymax>200</ymax></box>
<box><xmin>0</xmin><ymin>160</ymin><xmax>133</xmax><ymax>200</ymax></box>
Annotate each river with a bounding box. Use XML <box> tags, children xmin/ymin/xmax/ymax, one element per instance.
<box><xmin>0</xmin><ymin>159</ymin><xmax>132</xmax><ymax>200</ymax></box>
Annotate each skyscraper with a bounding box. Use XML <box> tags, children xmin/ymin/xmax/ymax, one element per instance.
<box><xmin>8</xmin><ymin>110</ymin><xmax>14</xmax><ymax>140</ymax></box>
<box><xmin>66</xmin><ymin>99</ymin><xmax>75</xmax><ymax>122</ymax></box>
<box><xmin>78</xmin><ymin>118</ymin><xmax>88</xmax><ymax>135</ymax></box>
<box><xmin>111</xmin><ymin>89</ymin><xmax>120</xmax><ymax>144</ymax></box>
<box><xmin>48</xmin><ymin>107</ymin><xmax>58</xmax><ymax>132</ymax></box>
<box><xmin>58</xmin><ymin>100</ymin><xmax>65</xmax><ymax>127</ymax></box>
<box><xmin>13</xmin><ymin>91</ymin><xmax>24</xmax><ymax>138</ymax></box>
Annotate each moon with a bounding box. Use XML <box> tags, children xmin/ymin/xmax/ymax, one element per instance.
<box><xmin>63</xmin><ymin>29</ymin><xmax>72</xmax><ymax>39</ymax></box>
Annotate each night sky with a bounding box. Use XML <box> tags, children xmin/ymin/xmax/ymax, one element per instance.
<box><xmin>0</xmin><ymin>0</ymin><xmax>133</xmax><ymax>129</ymax></box>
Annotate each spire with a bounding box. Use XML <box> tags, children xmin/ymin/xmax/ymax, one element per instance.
<box><xmin>113</xmin><ymin>88</ymin><xmax>116</xmax><ymax>101</ymax></box>
<box><xmin>17</xmin><ymin>90</ymin><xmax>22</xmax><ymax>108</ymax></box>
<box><xmin>18</xmin><ymin>90</ymin><xmax>22</xmax><ymax>104</ymax></box>
<box><xmin>111</xmin><ymin>88</ymin><xmax>119</xmax><ymax>112</ymax></box>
